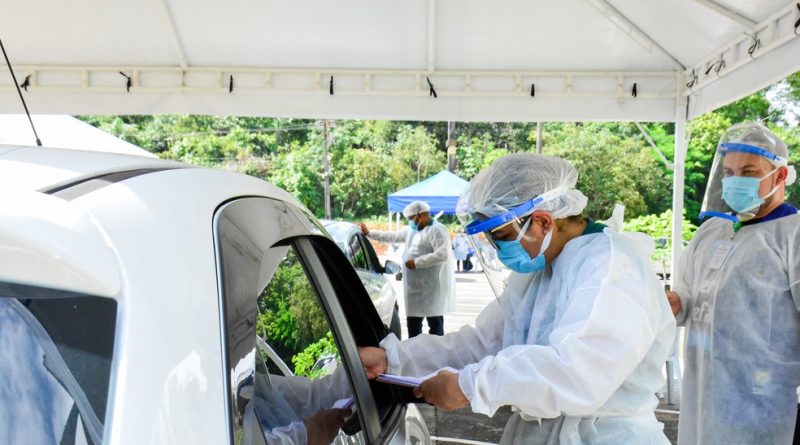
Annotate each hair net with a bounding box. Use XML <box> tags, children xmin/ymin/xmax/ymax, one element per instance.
<box><xmin>457</xmin><ymin>153</ymin><xmax>588</xmax><ymax>222</ymax></box>
<box><xmin>403</xmin><ymin>201</ymin><xmax>431</xmax><ymax>218</ymax></box>
<box><xmin>719</xmin><ymin>122</ymin><xmax>796</xmax><ymax>185</ymax></box>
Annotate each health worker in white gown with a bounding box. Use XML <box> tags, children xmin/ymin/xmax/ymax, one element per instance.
<box><xmin>359</xmin><ymin>153</ymin><xmax>676</xmax><ymax>444</ymax></box>
<box><xmin>667</xmin><ymin>123</ymin><xmax>800</xmax><ymax>445</ymax></box>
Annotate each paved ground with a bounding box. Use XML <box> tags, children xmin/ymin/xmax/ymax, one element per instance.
<box><xmin>387</xmin><ymin>259</ymin><xmax>680</xmax><ymax>444</ymax></box>
<box><xmin>417</xmin><ymin>402</ymin><xmax>678</xmax><ymax>444</ymax></box>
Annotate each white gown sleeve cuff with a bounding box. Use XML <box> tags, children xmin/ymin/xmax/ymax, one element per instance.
<box><xmin>458</xmin><ymin>362</ymin><xmax>498</xmax><ymax>417</ymax></box>
<box><xmin>379</xmin><ymin>333</ymin><xmax>402</xmax><ymax>374</ymax></box>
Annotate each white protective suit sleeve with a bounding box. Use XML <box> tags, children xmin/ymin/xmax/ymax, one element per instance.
<box><xmin>243</xmin><ymin>401</ymin><xmax>307</xmax><ymax>445</ymax></box>
<box><xmin>413</xmin><ymin>225</ymin><xmax>451</xmax><ymax>269</ymax></box>
<box><xmin>367</xmin><ymin>228</ymin><xmax>409</xmax><ymax>244</ymax></box>
<box><xmin>790</xmin><ymin>236</ymin><xmax>800</xmax><ymax>312</ymax></box>
<box><xmin>380</xmin><ymin>300</ymin><xmax>505</xmax><ymax>376</ymax></box>
<box><xmin>457</xmin><ymin>235</ymin><xmax>665</xmax><ymax>418</ymax></box>
<box><xmin>269</xmin><ymin>366</ymin><xmax>352</xmax><ymax>420</ymax></box>
<box><xmin>384</xmin><ymin>233</ymin><xmax>668</xmax><ymax>419</ymax></box>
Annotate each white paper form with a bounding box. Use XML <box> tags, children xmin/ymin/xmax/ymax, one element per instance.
<box><xmin>375</xmin><ymin>367</ymin><xmax>461</xmax><ymax>388</ymax></box>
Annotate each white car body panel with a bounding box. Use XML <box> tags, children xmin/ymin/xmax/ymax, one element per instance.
<box><xmin>0</xmin><ymin>146</ymin><xmax>429</xmax><ymax>445</ymax></box>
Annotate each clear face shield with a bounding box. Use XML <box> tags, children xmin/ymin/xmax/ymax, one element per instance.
<box><xmin>456</xmin><ymin>188</ymin><xmax>565</xmax><ymax>300</ymax></box>
<box><xmin>700</xmin><ymin>125</ymin><xmax>796</xmax><ymax>223</ymax></box>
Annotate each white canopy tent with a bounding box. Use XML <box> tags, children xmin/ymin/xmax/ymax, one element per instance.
<box><xmin>2</xmin><ymin>0</ymin><xmax>800</xmax><ymax>402</ymax></box>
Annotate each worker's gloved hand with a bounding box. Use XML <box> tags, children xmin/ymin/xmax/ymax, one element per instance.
<box><xmin>405</xmin><ymin>259</ymin><xmax>416</xmax><ymax>270</ymax></box>
<box><xmin>305</xmin><ymin>408</ymin><xmax>351</xmax><ymax>445</ymax></box>
<box><xmin>358</xmin><ymin>346</ymin><xmax>388</xmax><ymax>379</ymax></box>
<box><xmin>666</xmin><ymin>291</ymin><xmax>682</xmax><ymax>316</ymax></box>
<box><xmin>413</xmin><ymin>370</ymin><xmax>469</xmax><ymax>411</ymax></box>
<box><xmin>357</xmin><ymin>223</ymin><xmax>369</xmax><ymax>235</ymax></box>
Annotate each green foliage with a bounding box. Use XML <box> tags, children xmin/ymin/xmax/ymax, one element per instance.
<box><xmin>623</xmin><ymin>210</ymin><xmax>698</xmax><ymax>261</ymax></box>
<box><xmin>455</xmin><ymin>133</ymin><xmax>510</xmax><ymax>179</ymax></box>
<box><xmin>543</xmin><ymin>123</ymin><xmax>673</xmax><ymax>219</ymax></box>
<box><xmin>76</xmin><ymin>70</ymin><xmax>800</xmax><ymax>222</ymax></box>
<box><xmin>257</xmin><ymin>252</ymin><xmax>329</xmax><ymax>364</ymax></box>
<box><xmin>292</xmin><ymin>332</ymin><xmax>339</xmax><ymax>378</ymax></box>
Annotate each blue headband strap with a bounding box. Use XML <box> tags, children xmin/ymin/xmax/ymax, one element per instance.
<box><xmin>718</xmin><ymin>143</ymin><xmax>786</xmax><ymax>164</ymax></box>
<box><xmin>465</xmin><ymin>195</ymin><xmax>544</xmax><ymax>235</ymax></box>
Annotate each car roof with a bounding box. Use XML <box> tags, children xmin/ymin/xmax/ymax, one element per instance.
<box><xmin>320</xmin><ymin>219</ymin><xmax>359</xmax><ymax>241</ymax></box>
<box><xmin>0</xmin><ymin>145</ymin><xmax>186</xmax><ymax>192</ymax></box>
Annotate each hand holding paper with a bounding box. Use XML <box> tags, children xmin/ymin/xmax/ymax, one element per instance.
<box><xmin>413</xmin><ymin>369</ymin><xmax>469</xmax><ymax>411</ymax></box>
<box><xmin>375</xmin><ymin>367</ymin><xmax>460</xmax><ymax>388</ymax></box>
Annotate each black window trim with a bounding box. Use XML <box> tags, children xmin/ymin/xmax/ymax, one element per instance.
<box><xmin>293</xmin><ymin>237</ymin><xmax>382</xmax><ymax>442</ymax></box>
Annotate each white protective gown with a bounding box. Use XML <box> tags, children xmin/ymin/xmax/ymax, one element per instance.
<box><xmin>380</xmin><ymin>229</ymin><xmax>676</xmax><ymax>444</ymax></box>
<box><xmin>453</xmin><ymin>235</ymin><xmax>470</xmax><ymax>262</ymax></box>
<box><xmin>369</xmin><ymin>222</ymin><xmax>456</xmax><ymax>317</ymax></box>
<box><xmin>672</xmin><ymin>213</ymin><xmax>800</xmax><ymax>445</ymax></box>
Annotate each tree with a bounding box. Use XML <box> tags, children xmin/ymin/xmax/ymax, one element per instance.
<box><xmin>543</xmin><ymin>123</ymin><xmax>673</xmax><ymax>219</ymax></box>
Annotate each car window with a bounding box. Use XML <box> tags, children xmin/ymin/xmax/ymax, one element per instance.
<box><xmin>0</xmin><ymin>284</ymin><xmax>116</xmax><ymax>445</ymax></box>
<box><xmin>349</xmin><ymin>234</ymin><xmax>369</xmax><ymax>271</ymax></box>
<box><xmin>216</xmin><ymin>198</ymin><xmax>405</xmax><ymax>445</ymax></box>
<box><xmin>216</xmin><ymin>199</ymin><xmax>374</xmax><ymax>445</ymax></box>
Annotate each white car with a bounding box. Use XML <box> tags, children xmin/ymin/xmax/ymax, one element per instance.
<box><xmin>0</xmin><ymin>145</ymin><xmax>429</xmax><ymax>445</ymax></box>
<box><xmin>321</xmin><ymin>220</ymin><xmax>401</xmax><ymax>339</ymax></box>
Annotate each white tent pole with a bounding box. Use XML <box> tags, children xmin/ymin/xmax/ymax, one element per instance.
<box><xmin>388</xmin><ymin>210</ymin><xmax>392</xmax><ymax>231</ymax></box>
<box><xmin>155</xmin><ymin>0</ymin><xmax>189</xmax><ymax>70</ymax></box>
<box><xmin>584</xmin><ymin>0</ymin><xmax>685</xmax><ymax>70</ymax></box>
<box><xmin>667</xmin><ymin>75</ymin><xmax>688</xmax><ymax>405</ymax></box>
<box><xmin>536</xmin><ymin>122</ymin><xmax>543</xmax><ymax>154</ymax></box>
<box><xmin>693</xmin><ymin>0</ymin><xmax>757</xmax><ymax>29</ymax></box>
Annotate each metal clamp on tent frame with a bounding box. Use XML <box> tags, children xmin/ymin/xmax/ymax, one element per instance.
<box><xmin>684</xmin><ymin>1</ymin><xmax>800</xmax><ymax>94</ymax></box>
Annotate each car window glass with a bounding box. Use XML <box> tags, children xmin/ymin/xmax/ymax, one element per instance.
<box><xmin>349</xmin><ymin>235</ymin><xmax>369</xmax><ymax>271</ymax></box>
<box><xmin>217</xmin><ymin>200</ymin><xmax>360</xmax><ymax>445</ymax></box>
<box><xmin>0</xmin><ymin>287</ymin><xmax>116</xmax><ymax>445</ymax></box>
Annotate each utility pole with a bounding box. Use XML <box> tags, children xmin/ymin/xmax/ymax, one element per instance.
<box><xmin>536</xmin><ymin>121</ymin><xmax>543</xmax><ymax>154</ymax></box>
<box><xmin>446</xmin><ymin>121</ymin><xmax>457</xmax><ymax>172</ymax></box>
<box><xmin>322</xmin><ymin>120</ymin><xmax>331</xmax><ymax>219</ymax></box>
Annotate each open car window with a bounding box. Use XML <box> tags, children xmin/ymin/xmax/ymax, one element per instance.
<box><xmin>215</xmin><ymin>197</ymin><xmax>405</xmax><ymax>445</ymax></box>
<box><xmin>0</xmin><ymin>284</ymin><xmax>116</xmax><ymax>445</ymax></box>
<box><xmin>349</xmin><ymin>234</ymin><xmax>369</xmax><ymax>271</ymax></box>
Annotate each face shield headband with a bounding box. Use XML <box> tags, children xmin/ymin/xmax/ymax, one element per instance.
<box><xmin>464</xmin><ymin>187</ymin><xmax>566</xmax><ymax>245</ymax></box>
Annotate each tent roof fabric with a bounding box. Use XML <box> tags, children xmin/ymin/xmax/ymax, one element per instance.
<box><xmin>1</xmin><ymin>0</ymin><xmax>798</xmax><ymax>122</ymax></box>
<box><xmin>388</xmin><ymin>170</ymin><xmax>469</xmax><ymax>215</ymax></box>
<box><xmin>0</xmin><ymin>115</ymin><xmax>156</xmax><ymax>157</ymax></box>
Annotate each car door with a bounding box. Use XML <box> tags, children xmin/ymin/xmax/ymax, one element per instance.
<box><xmin>214</xmin><ymin>197</ymin><xmax>411</xmax><ymax>445</ymax></box>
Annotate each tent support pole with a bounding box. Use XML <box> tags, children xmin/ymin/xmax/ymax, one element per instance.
<box><xmin>536</xmin><ymin>122</ymin><xmax>543</xmax><ymax>154</ymax></box>
<box><xmin>667</xmin><ymin>77</ymin><xmax>688</xmax><ymax>406</ymax></box>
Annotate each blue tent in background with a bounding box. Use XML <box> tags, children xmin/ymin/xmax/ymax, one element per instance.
<box><xmin>388</xmin><ymin>170</ymin><xmax>469</xmax><ymax>215</ymax></box>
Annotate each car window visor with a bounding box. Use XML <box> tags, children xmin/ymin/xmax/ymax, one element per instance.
<box><xmin>1</xmin><ymin>298</ymin><xmax>104</xmax><ymax>444</ymax></box>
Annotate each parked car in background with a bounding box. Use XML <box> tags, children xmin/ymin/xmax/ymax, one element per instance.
<box><xmin>0</xmin><ymin>145</ymin><xmax>429</xmax><ymax>445</ymax></box>
<box><xmin>322</xmin><ymin>220</ymin><xmax>402</xmax><ymax>339</ymax></box>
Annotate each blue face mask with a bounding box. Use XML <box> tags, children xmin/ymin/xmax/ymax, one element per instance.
<box><xmin>408</xmin><ymin>220</ymin><xmax>420</xmax><ymax>232</ymax></box>
<box><xmin>495</xmin><ymin>224</ymin><xmax>552</xmax><ymax>274</ymax></box>
<box><xmin>721</xmin><ymin>168</ymin><xmax>778</xmax><ymax>213</ymax></box>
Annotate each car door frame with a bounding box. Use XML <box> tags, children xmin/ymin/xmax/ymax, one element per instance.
<box><xmin>214</xmin><ymin>197</ymin><xmax>407</xmax><ymax>445</ymax></box>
